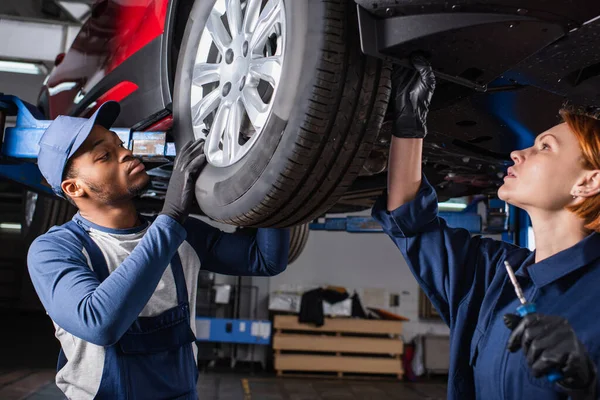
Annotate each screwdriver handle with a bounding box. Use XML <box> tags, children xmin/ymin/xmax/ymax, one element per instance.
<box><xmin>516</xmin><ymin>303</ymin><xmax>564</xmax><ymax>383</ymax></box>
<box><xmin>516</xmin><ymin>303</ymin><xmax>537</xmax><ymax>317</ymax></box>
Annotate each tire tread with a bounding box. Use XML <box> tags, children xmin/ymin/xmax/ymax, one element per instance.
<box><xmin>221</xmin><ymin>0</ymin><xmax>391</xmax><ymax>227</ymax></box>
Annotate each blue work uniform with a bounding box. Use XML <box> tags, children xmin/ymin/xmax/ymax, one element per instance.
<box><xmin>372</xmin><ymin>175</ymin><xmax>600</xmax><ymax>400</ymax></box>
<box><xmin>63</xmin><ymin>220</ymin><xmax>198</xmax><ymax>399</ymax></box>
<box><xmin>28</xmin><ymin>213</ymin><xmax>289</xmax><ymax>399</ymax></box>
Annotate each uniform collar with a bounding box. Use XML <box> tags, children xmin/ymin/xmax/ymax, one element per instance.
<box><xmin>72</xmin><ymin>212</ymin><xmax>149</xmax><ymax>235</ymax></box>
<box><xmin>517</xmin><ymin>232</ymin><xmax>600</xmax><ymax>287</ymax></box>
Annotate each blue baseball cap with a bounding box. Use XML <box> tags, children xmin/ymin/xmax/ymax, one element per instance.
<box><xmin>37</xmin><ymin>101</ymin><xmax>121</xmax><ymax>198</ymax></box>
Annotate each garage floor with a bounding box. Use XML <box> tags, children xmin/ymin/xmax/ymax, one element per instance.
<box><xmin>0</xmin><ymin>245</ymin><xmax>448</xmax><ymax>400</ymax></box>
<box><xmin>0</xmin><ymin>369</ymin><xmax>448</xmax><ymax>400</ymax></box>
<box><xmin>0</xmin><ymin>309</ymin><xmax>448</xmax><ymax>400</ymax></box>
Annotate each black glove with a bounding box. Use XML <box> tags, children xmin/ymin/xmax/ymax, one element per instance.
<box><xmin>504</xmin><ymin>313</ymin><xmax>597</xmax><ymax>396</ymax></box>
<box><xmin>160</xmin><ymin>139</ymin><xmax>207</xmax><ymax>225</ymax></box>
<box><xmin>392</xmin><ymin>55</ymin><xmax>436</xmax><ymax>138</ymax></box>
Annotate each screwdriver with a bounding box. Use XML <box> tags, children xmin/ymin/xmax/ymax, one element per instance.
<box><xmin>504</xmin><ymin>261</ymin><xmax>563</xmax><ymax>383</ymax></box>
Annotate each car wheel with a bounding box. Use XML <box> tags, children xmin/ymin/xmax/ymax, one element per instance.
<box><xmin>288</xmin><ymin>223</ymin><xmax>309</xmax><ymax>264</ymax></box>
<box><xmin>22</xmin><ymin>192</ymin><xmax>77</xmax><ymax>243</ymax></box>
<box><xmin>173</xmin><ymin>0</ymin><xmax>391</xmax><ymax>227</ymax></box>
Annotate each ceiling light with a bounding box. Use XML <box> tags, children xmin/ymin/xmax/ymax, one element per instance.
<box><xmin>0</xmin><ymin>222</ymin><xmax>21</xmax><ymax>231</ymax></box>
<box><xmin>0</xmin><ymin>60</ymin><xmax>48</xmax><ymax>75</ymax></box>
<box><xmin>438</xmin><ymin>202</ymin><xmax>468</xmax><ymax>211</ymax></box>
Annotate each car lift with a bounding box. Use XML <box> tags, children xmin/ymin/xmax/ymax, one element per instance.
<box><xmin>309</xmin><ymin>199</ymin><xmax>530</xmax><ymax>248</ymax></box>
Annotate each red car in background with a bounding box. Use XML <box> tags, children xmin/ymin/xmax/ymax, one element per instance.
<box><xmin>38</xmin><ymin>0</ymin><xmax>600</xmax><ymax>228</ymax></box>
<box><xmin>39</xmin><ymin>0</ymin><xmax>173</xmax><ymax>125</ymax></box>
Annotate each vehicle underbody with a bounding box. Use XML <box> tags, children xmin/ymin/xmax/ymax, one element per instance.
<box><xmin>24</xmin><ymin>0</ymin><xmax>600</xmax><ymax>224</ymax></box>
<box><xmin>340</xmin><ymin>0</ymin><xmax>600</xmax><ymax>208</ymax></box>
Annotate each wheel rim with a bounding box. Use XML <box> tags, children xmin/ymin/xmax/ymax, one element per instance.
<box><xmin>191</xmin><ymin>0</ymin><xmax>286</xmax><ymax>167</ymax></box>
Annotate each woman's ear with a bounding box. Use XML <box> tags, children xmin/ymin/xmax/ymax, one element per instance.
<box><xmin>571</xmin><ymin>170</ymin><xmax>600</xmax><ymax>199</ymax></box>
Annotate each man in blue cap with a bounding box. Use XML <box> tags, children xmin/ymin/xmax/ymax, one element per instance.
<box><xmin>27</xmin><ymin>101</ymin><xmax>290</xmax><ymax>399</ymax></box>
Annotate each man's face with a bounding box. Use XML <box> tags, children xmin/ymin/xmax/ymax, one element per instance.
<box><xmin>64</xmin><ymin>125</ymin><xmax>150</xmax><ymax>205</ymax></box>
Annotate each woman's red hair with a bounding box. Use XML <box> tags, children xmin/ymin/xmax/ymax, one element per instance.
<box><xmin>562</xmin><ymin>109</ymin><xmax>600</xmax><ymax>232</ymax></box>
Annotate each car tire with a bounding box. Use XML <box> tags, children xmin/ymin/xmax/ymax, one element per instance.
<box><xmin>288</xmin><ymin>223</ymin><xmax>309</xmax><ymax>264</ymax></box>
<box><xmin>173</xmin><ymin>0</ymin><xmax>391</xmax><ymax>227</ymax></box>
<box><xmin>22</xmin><ymin>192</ymin><xmax>77</xmax><ymax>244</ymax></box>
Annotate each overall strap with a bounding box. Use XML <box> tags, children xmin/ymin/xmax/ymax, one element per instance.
<box><xmin>61</xmin><ymin>220</ymin><xmax>110</xmax><ymax>282</ymax></box>
<box><xmin>170</xmin><ymin>252</ymin><xmax>189</xmax><ymax>305</ymax></box>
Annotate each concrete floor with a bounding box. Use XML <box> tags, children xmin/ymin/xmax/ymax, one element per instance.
<box><xmin>0</xmin><ymin>310</ymin><xmax>448</xmax><ymax>400</ymax></box>
<box><xmin>0</xmin><ymin>369</ymin><xmax>448</xmax><ymax>400</ymax></box>
<box><xmin>0</xmin><ymin>246</ymin><xmax>449</xmax><ymax>400</ymax></box>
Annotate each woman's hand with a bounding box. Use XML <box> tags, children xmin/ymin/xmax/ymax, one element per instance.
<box><xmin>504</xmin><ymin>313</ymin><xmax>597</xmax><ymax>396</ymax></box>
<box><xmin>392</xmin><ymin>55</ymin><xmax>436</xmax><ymax>139</ymax></box>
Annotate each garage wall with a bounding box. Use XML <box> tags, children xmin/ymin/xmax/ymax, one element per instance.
<box><xmin>0</xmin><ymin>71</ymin><xmax>47</xmax><ymax>104</ymax></box>
<box><xmin>269</xmin><ymin>225</ymin><xmax>450</xmax><ymax>342</ymax></box>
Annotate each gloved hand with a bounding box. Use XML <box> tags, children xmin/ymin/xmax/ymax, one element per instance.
<box><xmin>392</xmin><ymin>55</ymin><xmax>436</xmax><ymax>138</ymax></box>
<box><xmin>504</xmin><ymin>313</ymin><xmax>597</xmax><ymax>395</ymax></box>
<box><xmin>160</xmin><ymin>139</ymin><xmax>207</xmax><ymax>225</ymax></box>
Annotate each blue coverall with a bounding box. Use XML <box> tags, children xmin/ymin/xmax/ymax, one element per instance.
<box><xmin>28</xmin><ymin>213</ymin><xmax>288</xmax><ymax>399</ymax></box>
<box><xmin>372</xmin><ymin>175</ymin><xmax>600</xmax><ymax>400</ymax></box>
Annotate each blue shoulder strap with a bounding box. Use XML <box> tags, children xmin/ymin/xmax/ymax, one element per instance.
<box><xmin>62</xmin><ymin>220</ymin><xmax>110</xmax><ymax>282</ymax></box>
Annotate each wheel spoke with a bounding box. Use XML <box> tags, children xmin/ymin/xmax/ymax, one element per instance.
<box><xmin>206</xmin><ymin>103</ymin><xmax>231</xmax><ymax>160</ymax></box>
<box><xmin>191</xmin><ymin>88</ymin><xmax>221</xmax><ymax>124</ymax></box>
<box><xmin>192</xmin><ymin>63</ymin><xmax>221</xmax><ymax>86</ymax></box>
<box><xmin>193</xmin><ymin>0</ymin><xmax>285</xmax><ymax>167</ymax></box>
<box><xmin>242</xmin><ymin>0</ymin><xmax>262</xmax><ymax>34</ymax></box>
<box><xmin>249</xmin><ymin>55</ymin><xmax>282</xmax><ymax>86</ymax></box>
<box><xmin>223</xmin><ymin>100</ymin><xmax>243</xmax><ymax>162</ymax></box>
<box><xmin>226</xmin><ymin>0</ymin><xmax>242</xmax><ymax>38</ymax></box>
<box><xmin>249</xmin><ymin>0</ymin><xmax>281</xmax><ymax>51</ymax></box>
<box><xmin>241</xmin><ymin>87</ymin><xmax>268</xmax><ymax>131</ymax></box>
<box><xmin>206</xmin><ymin>10</ymin><xmax>232</xmax><ymax>55</ymax></box>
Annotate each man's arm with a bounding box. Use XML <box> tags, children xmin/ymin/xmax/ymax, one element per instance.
<box><xmin>184</xmin><ymin>217</ymin><xmax>290</xmax><ymax>276</ymax></box>
<box><xmin>28</xmin><ymin>215</ymin><xmax>186</xmax><ymax>347</ymax></box>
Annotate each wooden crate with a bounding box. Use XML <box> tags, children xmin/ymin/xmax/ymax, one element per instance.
<box><xmin>273</xmin><ymin>315</ymin><xmax>404</xmax><ymax>379</ymax></box>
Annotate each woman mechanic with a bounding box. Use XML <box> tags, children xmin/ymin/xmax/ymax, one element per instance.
<box><xmin>372</xmin><ymin>56</ymin><xmax>600</xmax><ymax>400</ymax></box>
